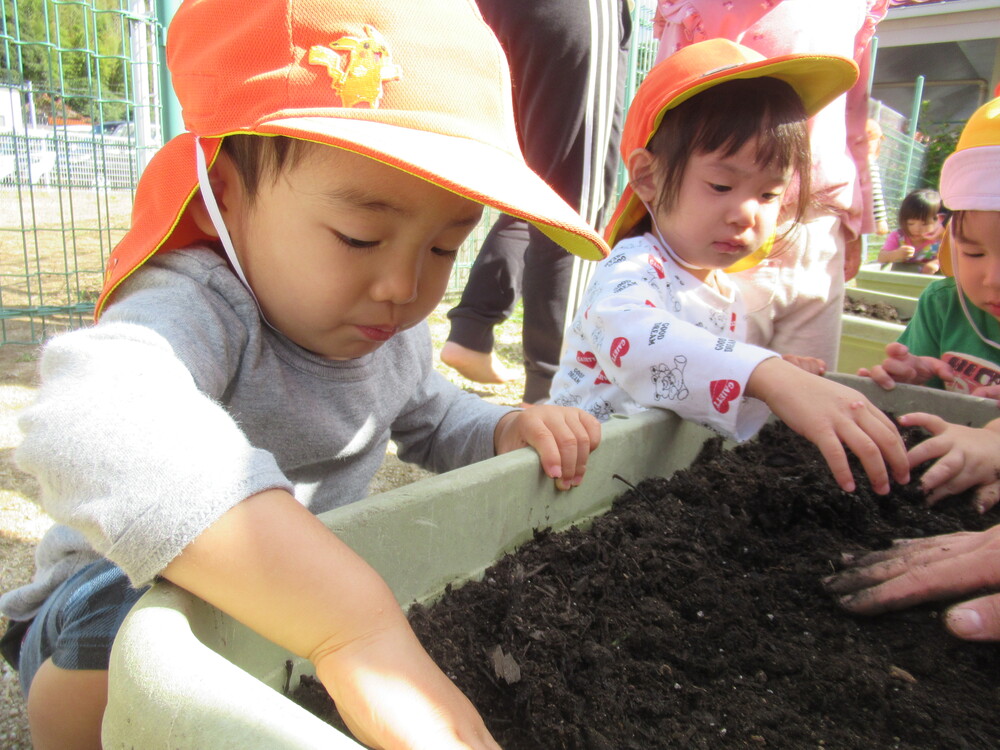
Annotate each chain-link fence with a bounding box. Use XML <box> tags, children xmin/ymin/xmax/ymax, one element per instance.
<box><xmin>0</xmin><ymin>0</ymin><xmax>928</xmax><ymax>345</ymax></box>
<box><xmin>1</xmin><ymin>0</ymin><xmax>161</xmax><ymax>344</ymax></box>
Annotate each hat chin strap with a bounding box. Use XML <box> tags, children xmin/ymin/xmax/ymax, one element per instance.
<box><xmin>954</xmin><ymin>271</ymin><xmax>1000</xmax><ymax>353</ymax></box>
<box><xmin>637</xmin><ymin>194</ymin><xmax>706</xmax><ymax>273</ymax></box>
<box><xmin>195</xmin><ymin>137</ymin><xmax>277</xmax><ymax>330</ymax></box>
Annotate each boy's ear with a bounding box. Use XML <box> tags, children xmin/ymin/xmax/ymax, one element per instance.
<box><xmin>627</xmin><ymin>148</ymin><xmax>659</xmax><ymax>204</ymax></box>
<box><xmin>188</xmin><ymin>150</ymin><xmax>242</xmax><ymax>239</ymax></box>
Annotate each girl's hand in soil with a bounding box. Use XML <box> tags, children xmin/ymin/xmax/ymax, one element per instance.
<box><xmin>857</xmin><ymin>342</ymin><xmax>955</xmax><ymax>391</ymax></box>
<box><xmin>494</xmin><ymin>405</ymin><xmax>601</xmax><ymax>490</ymax></box>
<box><xmin>781</xmin><ymin>353</ymin><xmax>826</xmax><ymax>376</ymax></box>
<box><xmin>747</xmin><ymin>358</ymin><xmax>909</xmax><ymax>494</ymax></box>
<box><xmin>823</xmin><ymin>526</ymin><xmax>1000</xmax><ymax>641</ymax></box>
<box><xmin>899</xmin><ymin>412</ymin><xmax>1000</xmax><ymax>512</ymax></box>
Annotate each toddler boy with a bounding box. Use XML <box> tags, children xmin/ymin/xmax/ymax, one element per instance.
<box><xmin>0</xmin><ymin>1</ymin><xmax>607</xmax><ymax>748</ymax></box>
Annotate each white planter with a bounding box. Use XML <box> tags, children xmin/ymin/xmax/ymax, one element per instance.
<box><xmin>102</xmin><ymin>375</ymin><xmax>994</xmax><ymax>749</ymax></box>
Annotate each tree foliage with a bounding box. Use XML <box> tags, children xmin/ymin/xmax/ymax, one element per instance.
<box><xmin>3</xmin><ymin>0</ymin><xmax>132</xmax><ymax>121</ymax></box>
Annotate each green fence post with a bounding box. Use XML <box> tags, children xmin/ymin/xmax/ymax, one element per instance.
<box><xmin>155</xmin><ymin>0</ymin><xmax>183</xmax><ymax>141</ymax></box>
<box><xmin>903</xmin><ymin>74</ymin><xmax>924</xmax><ymax>193</ymax></box>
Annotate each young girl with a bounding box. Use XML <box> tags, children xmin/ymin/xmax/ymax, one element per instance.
<box><xmin>876</xmin><ymin>188</ymin><xmax>946</xmax><ymax>274</ymax></box>
<box><xmin>549</xmin><ymin>38</ymin><xmax>909</xmax><ymax>496</ymax></box>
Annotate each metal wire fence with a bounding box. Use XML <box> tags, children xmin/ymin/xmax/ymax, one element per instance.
<box><xmin>0</xmin><ymin>0</ymin><xmax>927</xmax><ymax>345</ymax></box>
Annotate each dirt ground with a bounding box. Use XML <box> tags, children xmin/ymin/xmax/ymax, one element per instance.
<box><xmin>296</xmin><ymin>420</ymin><xmax>1000</xmax><ymax>749</ymax></box>
<box><xmin>0</xmin><ymin>331</ymin><xmax>45</xmax><ymax>750</ymax></box>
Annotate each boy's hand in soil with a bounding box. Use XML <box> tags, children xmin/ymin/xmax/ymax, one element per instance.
<box><xmin>899</xmin><ymin>412</ymin><xmax>1000</xmax><ymax>512</ymax></box>
<box><xmin>494</xmin><ymin>405</ymin><xmax>601</xmax><ymax>490</ymax></box>
<box><xmin>164</xmin><ymin>490</ymin><xmax>501</xmax><ymax>750</ymax></box>
<box><xmin>857</xmin><ymin>342</ymin><xmax>955</xmax><ymax>391</ymax></box>
<box><xmin>315</xmin><ymin>622</ymin><xmax>502</xmax><ymax>750</ymax></box>
<box><xmin>823</xmin><ymin>525</ymin><xmax>1000</xmax><ymax>642</ymax></box>
<box><xmin>747</xmin><ymin>358</ymin><xmax>909</xmax><ymax>494</ymax></box>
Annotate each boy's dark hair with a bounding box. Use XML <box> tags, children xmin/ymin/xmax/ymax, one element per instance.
<box><xmin>632</xmin><ymin>77</ymin><xmax>811</xmax><ymax>238</ymax></box>
<box><xmin>220</xmin><ymin>134</ymin><xmax>314</xmax><ymax>203</ymax></box>
<box><xmin>897</xmin><ymin>187</ymin><xmax>945</xmax><ymax>231</ymax></box>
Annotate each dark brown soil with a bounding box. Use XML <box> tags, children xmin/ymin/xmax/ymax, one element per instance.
<box><xmin>292</xmin><ymin>420</ymin><xmax>1000</xmax><ymax>749</ymax></box>
<box><xmin>843</xmin><ymin>295</ymin><xmax>904</xmax><ymax>323</ymax></box>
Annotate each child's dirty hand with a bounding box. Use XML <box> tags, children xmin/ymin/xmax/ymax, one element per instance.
<box><xmin>822</xmin><ymin>525</ymin><xmax>1000</xmax><ymax>641</ymax></box>
<box><xmin>749</xmin><ymin>359</ymin><xmax>909</xmax><ymax>494</ymax></box>
<box><xmin>494</xmin><ymin>405</ymin><xmax>601</xmax><ymax>490</ymax></box>
<box><xmin>857</xmin><ymin>342</ymin><xmax>954</xmax><ymax>391</ymax></box>
<box><xmin>899</xmin><ymin>412</ymin><xmax>1000</xmax><ymax>512</ymax></box>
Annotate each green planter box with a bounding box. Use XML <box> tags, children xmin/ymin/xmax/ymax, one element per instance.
<box><xmin>836</xmin><ymin>314</ymin><xmax>905</xmax><ymax>375</ymax></box>
<box><xmin>852</xmin><ymin>266</ymin><xmax>939</xmax><ymax>300</ymax></box>
<box><xmin>102</xmin><ymin>375</ymin><xmax>992</xmax><ymax>750</ymax></box>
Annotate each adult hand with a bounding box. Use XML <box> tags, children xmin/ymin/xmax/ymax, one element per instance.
<box><xmin>844</xmin><ymin>236</ymin><xmax>862</xmax><ymax>282</ymax></box>
<box><xmin>857</xmin><ymin>342</ymin><xmax>955</xmax><ymax>391</ymax></box>
<box><xmin>494</xmin><ymin>404</ymin><xmax>601</xmax><ymax>490</ymax></box>
<box><xmin>823</xmin><ymin>526</ymin><xmax>1000</xmax><ymax>641</ymax></box>
<box><xmin>900</xmin><ymin>413</ymin><xmax>1000</xmax><ymax>512</ymax></box>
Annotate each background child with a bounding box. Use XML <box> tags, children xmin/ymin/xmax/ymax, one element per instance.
<box><xmin>859</xmin><ymin>97</ymin><xmax>1000</xmax><ymax>400</ymax></box>
<box><xmin>0</xmin><ymin>1</ymin><xmax>608</xmax><ymax>748</ymax></box>
<box><xmin>549</xmin><ymin>39</ymin><xmax>909</xmax><ymax>497</ymax></box>
<box><xmin>876</xmin><ymin>187</ymin><xmax>947</xmax><ymax>274</ymax></box>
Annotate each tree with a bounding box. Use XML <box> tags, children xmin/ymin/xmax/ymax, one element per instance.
<box><xmin>2</xmin><ymin>0</ymin><xmax>129</xmax><ymax>122</ymax></box>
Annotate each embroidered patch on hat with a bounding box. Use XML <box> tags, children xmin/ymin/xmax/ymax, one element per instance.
<box><xmin>308</xmin><ymin>25</ymin><xmax>402</xmax><ymax>108</ymax></box>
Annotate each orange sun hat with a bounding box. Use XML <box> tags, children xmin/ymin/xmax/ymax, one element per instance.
<box><xmin>603</xmin><ymin>38</ymin><xmax>858</xmax><ymax>251</ymax></box>
<box><xmin>96</xmin><ymin>0</ymin><xmax>611</xmax><ymax>318</ymax></box>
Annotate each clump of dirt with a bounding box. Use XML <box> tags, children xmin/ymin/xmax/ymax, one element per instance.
<box><xmin>293</xmin><ymin>420</ymin><xmax>1000</xmax><ymax>749</ymax></box>
<box><xmin>844</xmin><ymin>295</ymin><xmax>904</xmax><ymax>322</ymax></box>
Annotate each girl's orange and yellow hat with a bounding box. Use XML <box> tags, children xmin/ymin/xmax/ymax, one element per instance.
<box><xmin>97</xmin><ymin>0</ymin><xmax>611</xmax><ymax>317</ymax></box>
<box><xmin>603</xmin><ymin>38</ymin><xmax>858</xmax><ymax>250</ymax></box>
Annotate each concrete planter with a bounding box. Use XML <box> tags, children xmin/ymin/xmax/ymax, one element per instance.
<box><xmin>852</xmin><ymin>266</ymin><xmax>938</xmax><ymax>300</ymax></box>
<box><xmin>102</xmin><ymin>375</ymin><xmax>993</xmax><ymax>749</ymax></box>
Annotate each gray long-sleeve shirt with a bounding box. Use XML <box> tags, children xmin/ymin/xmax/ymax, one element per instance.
<box><xmin>1</xmin><ymin>247</ymin><xmax>511</xmax><ymax>621</ymax></box>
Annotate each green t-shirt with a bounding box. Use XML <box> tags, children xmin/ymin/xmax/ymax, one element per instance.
<box><xmin>898</xmin><ymin>276</ymin><xmax>1000</xmax><ymax>393</ymax></box>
